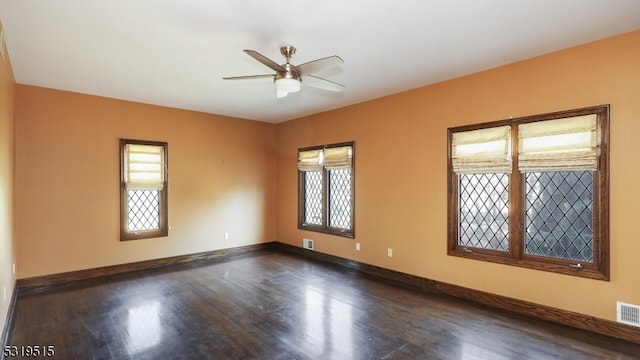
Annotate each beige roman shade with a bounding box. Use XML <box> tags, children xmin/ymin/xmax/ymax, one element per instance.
<box><xmin>124</xmin><ymin>144</ymin><xmax>165</xmax><ymax>190</ymax></box>
<box><xmin>297</xmin><ymin>149</ymin><xmax>323</xmax><ymax>172</ymax></box>
<box><xmin>298</xmin><ymin>145</ymin><xmax>353</xmax><ymax>171</ymax></box>
<box><xmin>452</xmin><ymin>125</ymin><xmax>512</xmax><ymax>174</ymax></box>
<box><xmin>322</xmin><ymin>145</ymin><xmax>353</xmax><ymax>170</ymax></box>
<box><xmin>518</xmin><ymin>114</ymin><xmax>598</xmax><ymax>172</ymax></box>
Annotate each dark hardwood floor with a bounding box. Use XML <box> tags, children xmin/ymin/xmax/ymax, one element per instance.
<box><xmin>5</xmin><ymin>250</ymin><xmax>640</xmax><ymax>359</ymax></box>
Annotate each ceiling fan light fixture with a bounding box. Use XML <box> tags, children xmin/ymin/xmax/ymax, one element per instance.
<box><xmin>275</xmin><ymin>77</ymin><xmax>301</xmax><ymax>97</ymax></box>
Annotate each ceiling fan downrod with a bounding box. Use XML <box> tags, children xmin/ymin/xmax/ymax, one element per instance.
<box><xmin>280</xmin><ymin>46</ymin><xmax>296</xmax><ymax>64</ymax></box>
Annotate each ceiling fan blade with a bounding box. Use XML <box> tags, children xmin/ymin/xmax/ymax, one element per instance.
<box><xmin>294</xmin><ymin>55</ymin><xmax>343</xmax><ymax>75</ymax></box>
<box><xmin>222</xmin><ymin>74</ymin><xmax>274</xmax><ymax>80</ymax></box>
<box><xmin>244</xmin><ymin>50</ymin><xmax>286</xmax><ymax>72</ymax></box>
<box><xmin>302</xmin><ymin>75</ymin><xmax>344</xmax><ymax>92</ymax></box>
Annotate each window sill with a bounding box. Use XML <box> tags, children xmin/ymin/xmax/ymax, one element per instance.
<box><xmin>448</xmin><ymin>248</ymin><xmax>609</xmax><ymax>281</ymax></box>
<box><xmin>298</xmin><ymin>224</ymin><xmax>354</xmax><ymax>239</ymax></box>
<box><xmin>120</xmin><ymin>229</ymin><xmax>168</xmax><ymax>241</ymax></box>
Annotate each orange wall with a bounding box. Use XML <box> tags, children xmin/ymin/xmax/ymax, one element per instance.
<box><xmin>9</xmin><ymin>27</ymin><xmax>640</xmax><ymax>325</ymax></box>
<box><xmin>0</xmin><ymin>20</ymin><xmax>16</xmax><ymax>332</ymax></box>
<box><xmin>14</xmin><ymin>86</ymin><xmax>277</xmax><ymax>278</ymax></box>
<box><xmin>276</xmin><ymin>30</ymin><xmax>640</xmax><ymax>322</ymax></box>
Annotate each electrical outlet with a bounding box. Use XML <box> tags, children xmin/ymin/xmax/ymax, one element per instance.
<box><xmin>224</xmin><ymin>232</ymin><xmax>229</xmax><ymax>240</ymax></box>
<box><xmin>12</xmin><ymin>263</ymin><xmax>15</xmax><ymax>275</ymax></box>
<box><xmin>387</xmin><ymin>248</ymin><xmax>393</xmax><ymax>257</ymax></box>
<box><xmin>356</xmin><ymin>243</ymin><xmax>361</xmax><ymax>251</ymax></box>
<box><xmin>303</xmin><ymin>238</ymin><xmax>314</xmax><ymax>250</ymax></box>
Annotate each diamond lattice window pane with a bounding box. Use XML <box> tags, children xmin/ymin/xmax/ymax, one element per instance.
<box><xmin>128</xmin><ymin>189</ymin><xmax>160</xmax><ymax>232</ymax></box>
<box><xmin>304</xmin><ymin>171</ymin><xmax>323</xmax><ymax>225</ymax></box>
<box><xmin>329</xmin><ymin>168</ymin><xmax>352</xmax><ymax>230</ymax></box>
<box><xmin>459</xmin><ymin>173</ymin><xmax>509</xmax><ymax>251</ymax></box>
<box><xmin>525</xmin><ymin>171</ymin><xmax>594</xmax><ymax>262</ymax></box>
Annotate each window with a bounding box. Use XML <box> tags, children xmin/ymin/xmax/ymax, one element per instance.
<box><xmin>298</xmin><ymin>142</ymin><xmax>355</xmax><ymax>238</ymax></box>
<box><xmin>447</xmin><ymin>106</ymin><xmax>609</xmax><ymax>280</ymax></box>
<box><xmin>120</xmin><ymin>139</ymin><xmax>168</xmax><ymax>241</ymax></box>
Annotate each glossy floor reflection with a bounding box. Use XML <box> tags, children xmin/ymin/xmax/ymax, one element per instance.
<box><xmin>7</xmin><ymin>251</ymin><xmax>640</xmax><ymax>359</ymax></box>
<box><xmin>127</xmin><ymin>301</ymin><xmax>162</xmax><ymax>355</ymax></box>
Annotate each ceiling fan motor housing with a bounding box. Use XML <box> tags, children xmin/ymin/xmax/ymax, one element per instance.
<box><xmin>275</xmin><ymin>63</ymin><xmax>301</xmax><ymax>82</ymax></box>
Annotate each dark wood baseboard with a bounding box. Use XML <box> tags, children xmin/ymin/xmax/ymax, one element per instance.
<box><xmin>16</xmin><ymin>243</ymin><xmax>271</xmax><ymax>291</ymax></box>
<box><xmin>10</xmin><ymin>241</ymin><xmax>640</xmax><ymax>346</ymax></box>
<box><xmin>1</xmin><ymin>282</ymin><xmax>18</xmax><ymax>353</ymax></box>
<box><xmin>272</xmin><ymin>242</ymin><xmax>640</xmax><ymax>345</ymax></box>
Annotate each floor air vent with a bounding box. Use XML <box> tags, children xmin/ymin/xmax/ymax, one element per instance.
<box><xmin>617</xmin><ymin>302</ymin><xmax>640</xmax><ymax>327</ymax></box>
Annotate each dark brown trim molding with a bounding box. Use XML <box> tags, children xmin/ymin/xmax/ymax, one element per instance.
<box><xmin>9</xmin><ymin>242</ymin><xmax>640</xmax><ymax>346</ymax></box>
<box><xmin>17</xmin><ymin>243</ymin><xmax>271</xmax><ymax>291</ymax></box>
<box><xmin>1</xmin><ymin>282</ymin><xmax>18</xmax><ymax>352</ymax></box>
<box><xmin>272</xmin><ymin>242</ymin><xmax>640</xmax><ymax>345</ymax></box>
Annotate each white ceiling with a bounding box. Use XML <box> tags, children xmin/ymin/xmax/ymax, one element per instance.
<box><xmin>1</xmin><ymin>1</ymin><xmax>640</xmax><ymax>123</ymax></box>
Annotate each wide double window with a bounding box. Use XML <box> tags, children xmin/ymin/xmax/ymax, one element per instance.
<box><xmin>447</xmin><ymin>106</ymin><xmax>609</xmax><ymax>280</ymax></box>
<box><xmin>120</xmin><ymin>139</ymin><xmax>168</xmax><ymax>241</ymax></box>
<box><xmin>298</xmin><ymin>142</ymin><xmax>355</xmax><ymax>238</ymax></box>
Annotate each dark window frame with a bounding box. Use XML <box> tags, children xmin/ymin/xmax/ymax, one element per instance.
<box><xmin>120</xmin><ymin>139</ymin><xmax>169</xmax><ymax>241</ymax></box>
<box><xmin>298</xmin><ymin>141</ymin><xmax>355</xmax><ymax>238</ymax></box>
<box><xmin>447</xmin><ymin>105</ymin><xmax>610</xmax><ymax>280</ymax></box>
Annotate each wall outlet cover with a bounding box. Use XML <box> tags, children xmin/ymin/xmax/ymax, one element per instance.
<box><xmin>303</xmin><ymin>238</ymin><xmax>314</xmax><ymax>250</ymax></box>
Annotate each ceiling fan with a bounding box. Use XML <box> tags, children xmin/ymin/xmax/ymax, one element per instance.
<box><xmin>223</xmin><ymin>46</ymin><xmax>344</xmax><ymax>98</ymax></box>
